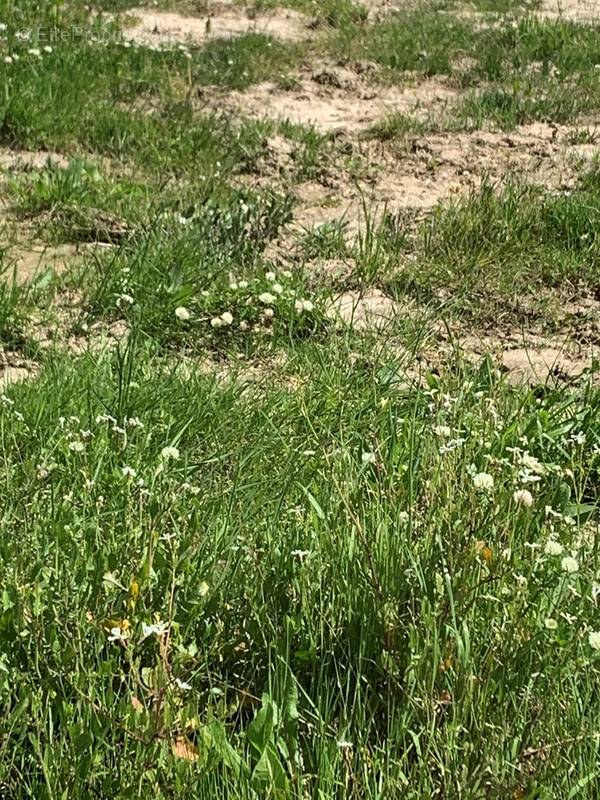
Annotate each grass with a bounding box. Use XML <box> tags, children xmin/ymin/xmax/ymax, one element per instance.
<box><xmin>1</xmin><ymin>342</ymin><xmax>600</xmax><ymax>798</ymax></box>
<box><xmin>1</xmin><ymin>0</ymin><xmax>600</xmax><ymax>797</ymax></box>
<box><xmin>384</xmin><ymin>173</ymin><xmax>600</xmax><ymax>322</ymax></box>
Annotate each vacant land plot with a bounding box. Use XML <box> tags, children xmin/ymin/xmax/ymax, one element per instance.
<box><xmin>1</xmin><ymin>0</ymin><xmax>600</xmax><ymax>797</ymax></box>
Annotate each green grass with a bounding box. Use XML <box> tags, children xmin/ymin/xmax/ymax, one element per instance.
<box><xmin>0</xmin><ymin>342</ymin><xmax>599</xmax><ymax>797</ymax></box>
<box><xmin>385</xmin><ymin>175</ymin><xmax>600</xmax><ymax>322</ymax></box>
<box><xmin>335</xmin><ymin>13</ymin><xmax>600</xmax><ymax>128</ymax></box>
<box><xmin>1</xmin><ymin>0</ymin><xmax>600</xmax><ymax>797</ymax></box>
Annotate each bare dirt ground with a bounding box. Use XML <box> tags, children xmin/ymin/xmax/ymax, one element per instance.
<box><xmin>121</xmin><ymin>3</ymin><xmax>312</xmax><ymax>45</ymax></box>
<box><xmin>538</xmin><ymin>0</ymin><xmax>600</xmax><ymax>22</ymax></box>
<box><xmin>258</xmin><ymin>118</ymin><xmax>600</xmax><ymax>240</ymax></box>
<box><xmin>222</xmin><ymin>68</ymin><xmax>459</xmax><ymax>133</ymax></box>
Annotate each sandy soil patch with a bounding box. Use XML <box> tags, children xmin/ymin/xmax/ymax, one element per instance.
<box><xmin>538</xmin><ymin>0</ymin><xmax>600</xmax><ymax>22</ymax></box>
<box><xmin>0</xmin><ymin>149</ymin><xmax>68</xmax><ymax>171</ymax></box>
<box><xmin>283</xmin><ymin>120</ymin><xmax>600</xmax><ymax>239</ymax></box>
<box><xmin>0</xmin><ymin>351</ymin><xmax>39</xmax><ymax>387</ymax></box>
<box><xmin>121</xmin><ymin>3</ymin><xmax>311</xmax><ymax>46</ymax></box>
<box><xmin>223</xmin><ymin>64</ymin><xmax>460</xmax><ymax>133</ymax></box>
<box><xmin>499</xmin><ymin>345</ymin><xmax>591</xmax><ymax>384</ymax></box>
<box><xmin>458</xmin><ymin>332</ymin><xmax>594</xmax><ymax>385</ymax></box>
<box><xmin>4</xmin><ymin>243</ymin><xmax>81</xmax><ymax>285</ymax></box>
<box><xmin>325</xmin><ymin>288</ymin><xmax>400</xmax><ymax>329</ymax></box>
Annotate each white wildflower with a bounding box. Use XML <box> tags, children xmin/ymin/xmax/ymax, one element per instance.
<box><xmin>161</xmin><ymin>446</ymin><xmax>180</xmax><ymax>461</ymax></box>
<box><xmin>544</xmin><ymin>618</ymin><xmax>558</xmax><ymax>630</ymax></box>
<box><xmin>544</xmin><ymin>540</ymin><xmax>564</xmax><ymax>556</ymax></box>
<box><xmin>259</xmin><ymin>292</ymin><xmax>275</xmax><ymax>304</ymax></box>
<box><xmin>294</xmin><ymin>299</ymin><xmax>314</xmax><ymax>313</ymax></box>
<box><xmin>473</xmin><ymin>472</ymin><xmax>494</xmax><ymax>491</ymax></box>
<box><xmin>561</xmin><ymin>556</ymin><xmax>579</xmax><ymax>574</ymax></box>
<box><xmin>174</xmin><ymin>678</ymin><xmax>192</xmax><ymax>691</ymax></box>
<box><xmin>108</xmin><ymin>626</ymin><xmax>129</xmax><ymax>645</ymax></box>
<box><xmin>210</xmin><ymin>317</ymin><xmax>223</xmax><ymax>329</ymax></box>
<box><xmin>175</xmin><ymin>306</ymin><xmax>190</xmax><ymax>321</ymax></box>
<box><xmin>361</xmin><ymin>451</ymin><xmax>376</xmax><ymax>465</ymax></box>
<box><xmin>439</xmin><ymin>438</ymin><xmax>466</xmax><ymax>454</ymax></box>
<box><xmin>122</xmin><ymin>466</ymin><xmax>137</xmax><ymax>479</ymax></box>
<box><xmin>291</xmin><ymin>549</ymin><xmax>310</xmax><ymax>558</ymax></box>
<box><xmin>140</xmin><ymin>621</ymin><xmax>169</xmax><ymax>641</ymax></box>
<box><xmin>220</xmin><ymin>311</ymin><xmax>233</xmax><ymax>326</ymax></box>
<box><xmin>265</xmin><ymin>271</ymin><xmax>276</xmax><ymax>281</ymax></box>
<box><xmin>69</xmin><ymin>441</ymin><xmax>85</xmax><ymax>453</ymax></box>
<box><xmin>513</xmin><ymin>489</ymin><xmax>534</xmax><ymax>508</ymax></box>
<box><xmin>433</xmin><ymin>425</ymin><xmax>452</xmax><ymax>438</ymax></box>
<box><xmin>588</xmin><ymin>631</ymin><xmax>600</xmax><ymax>651</ymax></box>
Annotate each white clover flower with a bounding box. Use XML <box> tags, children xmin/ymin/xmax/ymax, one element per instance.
<box><xmin>544</xmin><ymin>540</ymin><xmax>563</xmax><ymax>556</ymax></box>
<box><xmin>220</xmin><ymin>311</ymin><xmax>233</xmax><ymax>326</ymax></box>
<box><xmin>238</xmin><ymin>280</ymin><xmax>249</xmax><ymax>289</ymax></box>
<box><xmin>361</xmin><ymin>451</ymin><xmax>376</xmax><ymax>465</ymax></box>
<box><xmin>28</xmin><ymin>47</ymin><xmax>41</xmax><ymax>56</ymax></box>
<box><xmin>265</xmin><ymin>271</ymin><xmax>276</xmax><ymax>281</ymax></box>
<box><xmin>175</xmin><ymin>306</ymin><xmax>190</xmax><ymax>321</ymax></box>
<box><xmin>272</xmin><ymin>283</ymin><xmax>284</xmax><ymax>295</ymax></box>
<box><xmin>0</xmin><ymin>23</ymin><xmax>6</xmax><ymax>31</ymax></box>
<box><xmin>161</xmin><ymin>446</ymin><xmax>180</xmax><ymax>461</ymax></box>
<box><xmin>588</xmin><ymin>631</ymin><xmax>600</xmax><ymax>651</ymax></box>
<box><xmin>122</xmin><ymin>466</ymin><xmax>137</xmax><ymax>479</ymax></box>
<box><xmin>117</xmin><ymin>293</ymin><xmax>134</xmax><ymax>306</ymax></box>
<box><xmin>263</xmin><ymin>308</ymin><xmax>275</xmax><ymax>320</ymax></box>
<box><xmin>473</xmin><ymin>472</ymin><xmax>494</xmax><ymax>491</ymax></box>
<box><xmin>239</xmin><ymin>320</ymin><xmax>249</xmax><ymax>331</ymax></box>
<box><xmin>229</xmin><ymin>282</ymin><xmax>238</xmax><ymax>290</ymax></box>
<box><xmin>513</xmin><ymin>489</ymin><xmax>534</xmax><ymax>508</ymax></box>
<box><xmin>43</xmin><ymin>45</ymin><xmax>52</xmax><ymax>53</ymax></box>
<box><xmin>561</xmin><ymin>556</ymin><xmax>579</xmax><ymax>574</ymax></box>
<box><xmin>521</xmin><ymin>453</ymin><xmax>545</xmax><ymax>474</ymax></box>
<box><xmin>259</xmin><ymin>292</ymin><xmax>275</xmax><ymax>304</ymax></box>
<box><xmin>69</xmin><ymin>441</ymin><xmax>85</xmax><ymax>453</ymax></box>
<box><xmin>210</xmin><ymin>317</ymin><xmax>223</xmax><ymax>329</ymax></box>
<box><xmin>544</xmin><ymin>618</ymin><xmax>558</xmax><ymax>630</ymax></box>
<box><xmin>4</xmin><ymin>56</ymin><xmax>12</xmax><ymax>64</ymax></box>
<box><xmin>295</xmin><ymin>299</ymin><xmax>314</xmax><ymax>313</ymax></box>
